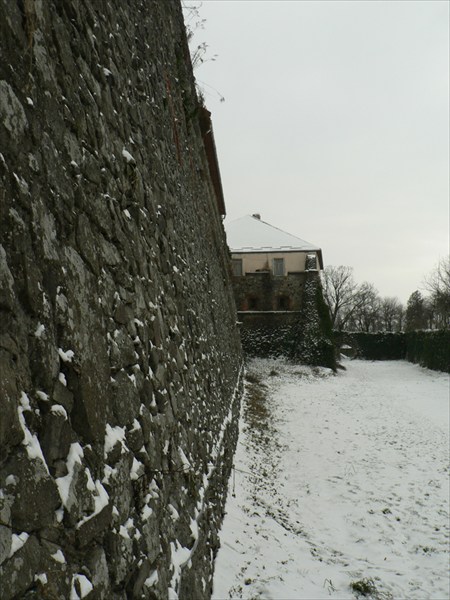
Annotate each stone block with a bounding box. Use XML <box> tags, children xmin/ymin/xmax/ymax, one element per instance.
<box><xmin>105</xmin><ymin>454</ymin><xmax>134</xmax><ymax>521</ymax></box>
<box><xmin>111</xmin><ymin>369</ymin><xmax>140</xmax><ymax>426</ymax></box>
<box><xmin>72</xmin><ymin>354</ymin><xmax>109</xmax><ymax>443</ymax></box>
<box><xmin>76</xmin><ymin>503</ymin><xmax>112</xmax><ymax>549</ymax></box>
<box><xmin>0</xmin><ymin>245</ymin><xmax>15</xmax><ymax>312</ymax></box>
<box><xmin>85</xmin><ymin>545</ymin><xmax>111</xmax><ymax>598</ymax></box>
<box><xmin>38</xmin><ymin>539</ymin><xmax>71</xmax><ymax>598</ymax></box>
<box><xmin>59</xmin><ymin>459</ymin><xmax>95</xmax><ymax>527</ymax></box>
<box><xmin>0</xmin><ymin>535</ymin><xmax>40</xmax><ymax>600</ymax></box>
<box><xmin>53</xmin><ymin>378</ymin><xmax>74</xmax><ymax>412</ymax></box>
<box><xmin>76</xmin><ymin>213</ymin><xmax>101</xmax><ymax>276</ymax></box>
<box><xmin>39</xmin><ymin>412</ymin><xmax>74</xmax><ymax>472</ymax></box>
<box><xmin>114</xmin><ymin>303</ymin><xmax>134</xmax><ymax>326</ymax></box>
<box><xmin>127</xmin><ymin>558</ymin><xmax>152</xmax><ymax>599</ymax></box>
<box><xmin>3</xmin><ymin>449</ymin><xmax>60</xmax><ymax>532</ymax></box>
<box><xmin>0</xmin><ymin>350</ymin><xmax>23</xmax><ymax>461</ymax></box>
<box><xmin>109</xmin><ymin>329</ymin><xmax>136</xmax><ymax>372</ymax></box>
<box><xmin>0</xmin><ymin>80</ymin><xmax>27</xmax><ymax>140</ymax></box>
<box><xmin>104</xmin><ymin>527</ymin><xmax>135</xmax><ymax>586</ymax></box>
<box><xmin>141</xmin><ymin>509</ymin><xmax>161</xmax><ymax>565</ymax></box>
<box><xmin>126</xmin><ymin>422</ymin><xmax>144</xmax><ymax>454</ymax></box>
<box><xmin>0</xmin><ymin>493</ymin><xmax>13</xmax><ymax>565</ymax></box>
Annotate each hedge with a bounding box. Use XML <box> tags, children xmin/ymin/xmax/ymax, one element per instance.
<box><xmin>338</xmin><ymin>330</ymin><xmax>449</xmax><ymax>373</ymax></box>
<box><xmin>405</xmin><ymin>330</ymin><xmax>450</xmax><ymax>373</ymax></box>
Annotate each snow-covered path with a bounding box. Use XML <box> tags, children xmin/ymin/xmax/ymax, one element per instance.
<box><xmin>212</xmin><ymin>359</ymin><xmax>449</xmax><ymax>600</ymax></box>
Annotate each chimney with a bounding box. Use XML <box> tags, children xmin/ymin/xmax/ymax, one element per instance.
<box><xmin>252</xmin><ymin>213</ymin><xmax>261</xmax><ymax>220</ymax></box>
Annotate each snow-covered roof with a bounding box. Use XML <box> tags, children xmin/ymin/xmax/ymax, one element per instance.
<box><xmin>225</xmin><ymin>215</ymin><xmax>322</xmax><ymax>254</ymax></box>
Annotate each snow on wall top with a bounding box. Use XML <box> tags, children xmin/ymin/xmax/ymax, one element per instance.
<box><xmin>225</xmin><ymin>215</ymin><xmax>321</xmax><ymax>253</ymax></box>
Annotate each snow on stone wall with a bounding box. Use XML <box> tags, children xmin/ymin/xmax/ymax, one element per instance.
<box><xmin>0</xmin><ymin>1</ymin><xmax>242</xmax><ymax>598</ymax></box>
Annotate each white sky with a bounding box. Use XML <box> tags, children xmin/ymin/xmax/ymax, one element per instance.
<box><xmin>186</xmin><ymin>0</ymin><xmax>449</xmax><ymax>304</ymax></box>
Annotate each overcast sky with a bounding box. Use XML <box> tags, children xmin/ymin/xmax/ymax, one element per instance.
<box><xmin>186</xmin><ymin>0</ymin><xmax>449</xmax><ymax>303</ymax></box>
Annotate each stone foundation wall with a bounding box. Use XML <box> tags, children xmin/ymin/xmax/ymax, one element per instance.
<box><xmin>0</xmin><ymin>1</ymin><xmax>242</xmax><ymax>598</ymax></box>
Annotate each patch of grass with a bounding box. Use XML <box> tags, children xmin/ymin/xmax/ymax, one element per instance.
<box><xmin>350</xmin><ymin>578</ymin><xmax>393</xmax><ymax>600</ymax></box>
<box><xmin>324</xmin><ymin>578</ymin><xmax>336</xmax><ymax>592</ymax></box>
<box><xmin>269</xmin><ymin>369</ymin><xmax>279</xmax><ymax>376</ymax></box>
<box><xmin>245</xmin><ymin>386</ymin><xmax>269</xmax><ymax>424</ymax></box>
<box><xmin>243</xmin><ymin>373</ymin><xmax>272</xmax><ymax>432</ymax></box>
<box><xmin>351</xmin><ymin>579</ymin><xmax>378</xmax><ymax>596</ymax></box>
<box><xmin>245</xmin><ymin>372</ymin><xmax>261</xmax><ymax>384</ymax></box>
<box><xmin>292</xmin><ymin>370</ymin><xmax>306</xmax><ymax>377</ymax></box>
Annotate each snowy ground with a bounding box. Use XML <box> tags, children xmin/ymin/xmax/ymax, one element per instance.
<box><xmin>212</xmin><ymin>359</ymin><xmax>449</xmax><ymax>600</ymax></box>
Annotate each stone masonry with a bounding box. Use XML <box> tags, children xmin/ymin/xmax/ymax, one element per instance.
<box><xmin>0</xmin><ymin>1</ymin><xmax>242</xmax><ymax>598</ymax></box>
<box><xmin>236</xmin><ymin>258</ymin><xmax>336</xmax><ymax>369</ymax></box>
<box><xmin>232</xmin><ymin>272</ymin><xmax>307</xmax><ymax>311</ymax></box>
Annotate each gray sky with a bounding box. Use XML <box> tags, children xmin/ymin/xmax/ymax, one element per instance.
<box><xmin>187</xmin><ymin>0</ymin><xmax>449</xmax><ymax>303</ymax></box>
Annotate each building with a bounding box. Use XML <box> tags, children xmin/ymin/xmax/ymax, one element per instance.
<box><xmin>225</xmin><ymin>214</ymin><xmax>323</xmax><ymax>312</ymax></box>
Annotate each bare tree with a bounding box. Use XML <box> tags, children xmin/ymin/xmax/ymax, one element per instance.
<box><xmin>379</xmin><ymin>296</ymin><xmax>404</xmax><ymax>331</ymax></box>
<box><xmin>405</xmin><ymin>290</ymin><xmax>427</xmax><ymax>331</ymax></box>
<box><xmin>422</xmin><ymin>257</ymin><xmax>450</xmax><ymax>329</ymax></box>
<box><xmin>423</xmin><ymin>257</ymin><xmax>450</xmax><ymax>295</ymax></box>
<box><xmin>348</xmin><ymin>283</ymin><xmax>381</xmax><ymax>332</ymax></box>
<box><xmin>321</xmin><ymin>266</ymin><xmax>358</xmax><ymax>330</ymax></box>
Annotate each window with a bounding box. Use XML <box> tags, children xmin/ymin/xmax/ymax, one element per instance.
<box><xmin>278</xmin><ymin>295</ymin><xmax>290</xmax><ymax>310</ymax></box>
<box><xmin>273</xmin><ymin>258</ymin><xmax>284</xmax><ymax>276</ymax></box>
<box><xmin>232</xmin><ymin>259</ymin><xmax>243</xmax><ymax>276</ymax></box>
<box><xmin>248</xmin><ymin>296</ymin><xmax>259</xmax><ymax>310</ymax></box>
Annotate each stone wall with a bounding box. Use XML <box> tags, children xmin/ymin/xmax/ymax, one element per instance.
<box><xmin>238</xmin><ymin>269</ymin><xmax>336</xmax><ymax>370</ymax></box>
<box><xmin>0</xmin><ymin>1</ymin><xmax>242</xmax><ymax>598</ymax></box>
<box><xmin>232</xmin><ymin>272</ymin><xmax>306</xmax><ymax>311</ymax></box>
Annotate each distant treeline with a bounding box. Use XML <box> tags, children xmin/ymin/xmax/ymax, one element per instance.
<box><xmin>322</xmin><ymin>259</ymin><xmax>449</xmax><ymax>334</ymax></box>
<box><xmin>337</xmin><ymin>330</ymin><xmax>450</xmax><ymax>373</ymax></box>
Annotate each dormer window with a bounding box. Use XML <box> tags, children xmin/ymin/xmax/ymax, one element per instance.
<box><xmin>273</xmin><ymin>258</ymin><xmax>284</xmax><ymax>276</ymax></box>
